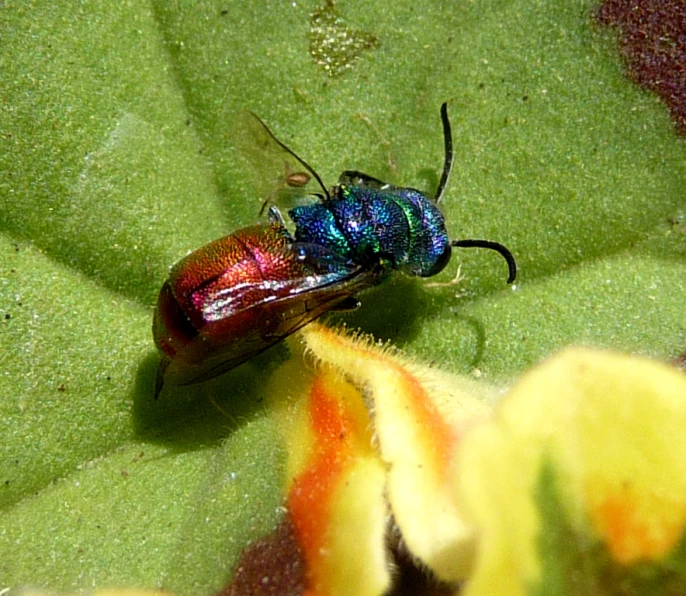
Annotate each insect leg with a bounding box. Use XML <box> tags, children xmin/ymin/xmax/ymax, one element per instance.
<box><xmin>328</xmin><ymin>296</ymin><xmax>362</xmax><ymax>311</ymax></box>
<box><xmin>267</xmin><ymin>205</ymin><xmax>287</xmax><ymax>226</ymax></box>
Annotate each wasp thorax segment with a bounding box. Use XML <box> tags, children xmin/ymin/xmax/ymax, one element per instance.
<box><xmin>289</xmin><ymin>184</ymin><xmax>450</xmax><ymax>277</ymax></box>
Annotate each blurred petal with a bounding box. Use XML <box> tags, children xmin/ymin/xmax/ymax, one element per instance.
<box><xmin>17</xmin><ymin>592</ymin><xmax>172</xmax><ymax>596</ymax></box>
<box><xmin>220</xmin><ymin>513</ymin><xmax>305</xmax><ymax>595</ymax></box>
<box><xmin>457</xmin><ymin>347</ymin><xmax>686</xmax><ymax>595</ymax></box>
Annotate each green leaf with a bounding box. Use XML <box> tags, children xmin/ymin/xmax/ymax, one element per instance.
<box><xmin>1</xmin><ymin>0</ymin><xmax>684</xmax><ymax>593</ymax></box>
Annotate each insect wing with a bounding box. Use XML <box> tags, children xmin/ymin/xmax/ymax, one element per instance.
<box><xmin>163</xmin><ymin>232</ymin><xmax>381</xmax><ymax>386</ymax></box>
<box><xmin>338</xmin><ymin>169</ymin><xmax>390</xmax><ymax>190</ymax></box>
<box><xmin>231</xmin><ymin>111</ymin><xmax>326</xmax><ymax>215</ymax></box>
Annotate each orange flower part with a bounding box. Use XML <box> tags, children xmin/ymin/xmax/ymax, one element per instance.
<box><xmin>456</xmin><ymin>347</ymin><xmax>686</xmax><ymax>596</ymax></box>
<box><xmin>268</xmin><ymin>354</ymin><xmax>389</xmax><ymax>596</ymax></box>
<box><xmin>300</xmin><ymin>323</ymin><xmax>494</xmax><ymax>581</ymax></box>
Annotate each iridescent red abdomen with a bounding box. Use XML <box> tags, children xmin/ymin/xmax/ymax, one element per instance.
<box><xmin>154</xmin><ymin>224</ymin><xmax>288</xmax><ymax>359</ymax></box>
<box><xmin>153</xmin><ymin>223</ymin><xmax>380</xmax><ymax>393</ymax></box>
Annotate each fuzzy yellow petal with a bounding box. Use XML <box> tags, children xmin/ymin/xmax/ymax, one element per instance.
<box><xmin>301</xmin><ymin>323</ymin><xmax>496</xmax><ymax>581</ymax></box>
<box><xmin>457</xmin><ymin>347</ymin><xmax>686</xmax><ymax>595</ymax></box>
<box><xmin>325</xmin><ymin>456</ymin><xmax>388</xmax><ymax>596</ymax></box>
<box><xmin>269</xmin><ymin>354</ymin><xmax>390</xmax><ymax>596</ymax></box>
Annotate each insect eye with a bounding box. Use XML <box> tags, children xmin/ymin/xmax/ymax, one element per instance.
<box><xmin>422</xmin><ymin>243</ymin><xmax>452</xmax><ymax>277</ymax></box>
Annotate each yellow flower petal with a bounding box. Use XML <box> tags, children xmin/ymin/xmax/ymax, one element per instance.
<box><xmin>457</xmin><ymin>347</ymin><xmax>686</xmax><ymax>595</ymax></box>
<box><xmin>300</xmin><ymin>323</ymin><xmax>495</xmax><ymax>581</ymax></box>
<box><xmin>269</xmin><ymin>355</ymin><xmax>390</xmax><ymax>596</ymax></box>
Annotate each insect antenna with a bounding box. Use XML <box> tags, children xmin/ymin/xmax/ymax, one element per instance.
<box><xmin>434</xmin><ymin>102</ymin><xmax>454</xmax><ymax>204</ymax></box>
<box><xmin>451</xmin><ymin>239</ymin><xmax>517</xmax><ymax>284</ymax></box>
<box><xmin>249</xmin><ymin>112</ymin><xmax>331</xmax><ymax>201</ymax></box>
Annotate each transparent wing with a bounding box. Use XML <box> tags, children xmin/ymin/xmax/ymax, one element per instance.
<box><xmin>165</xmin><ymin>250</ymin><xmax>383</xmax><ymax>387</ymax></box>
<box><xmin>338</xmin><ymin>169</ymin><xmax>391</xmax><ymax>190</ymax></box>
<box><xmin>231</xmin><ymin>111</ymin><xmax>329</xmax><ymax>215</ymax></box>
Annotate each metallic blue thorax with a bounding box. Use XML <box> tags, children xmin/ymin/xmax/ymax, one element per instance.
<box><xmin>288</xmin><ymin>184</ymin><xmax>451</xmax><ymax>277</ymax></box>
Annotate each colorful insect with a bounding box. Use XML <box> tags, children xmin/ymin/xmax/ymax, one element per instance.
<box><xmin>152</xmin><ymin>103</ymin><xmax>517</xmax><ymax>397</ymax></box>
